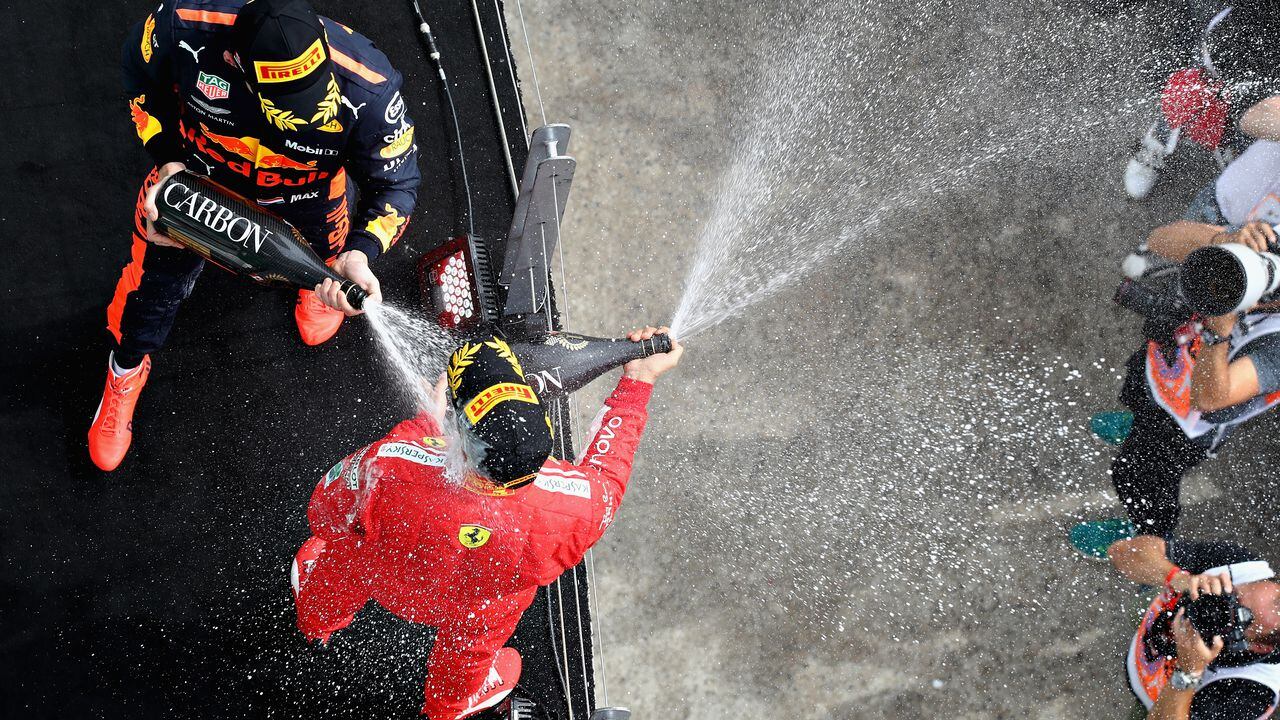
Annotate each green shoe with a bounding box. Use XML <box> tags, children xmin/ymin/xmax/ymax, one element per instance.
<box><xmin>1090</xmin><ymin>410</ymin><xmax>1134</xmax><ymax>445</ymax></box>
<box><xmin>1070</xmin><ymin>517</ymin><xmax>1137</xmax><ymax>560</ymax></box>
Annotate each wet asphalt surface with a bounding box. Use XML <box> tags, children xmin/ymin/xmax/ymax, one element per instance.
<box><xmin>507</xmin><ymin>0</ymin><xmax>1280</xmax><ymax>717</ymax></box>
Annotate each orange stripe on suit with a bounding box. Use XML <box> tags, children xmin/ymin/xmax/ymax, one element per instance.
<box><xmin>175</xmin><ymin>8</ymin><xmax>237</xmax><ymax>25</ymax></box>
<box><xmin>330</xmin><ymin>47</ymin><xmax>387</xmax><ymax>84</ymax></box>
<box><xmin>107</xmin><ymin>170</ymin><xmax>160</xmax><ymax>342</ymax></box>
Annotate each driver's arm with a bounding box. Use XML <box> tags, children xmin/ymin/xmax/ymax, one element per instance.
<box><xmin>122</xmin><ymin>4</ymin><xmax>184</xmax><ymax>168</ymax></box>
<box><xmin>1147</xmin><ymin>220</ymin><xmax>1274</xmax><ymax>262</ymax></box>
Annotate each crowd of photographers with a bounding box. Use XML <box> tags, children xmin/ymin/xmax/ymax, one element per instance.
<box><xmin>1079</xmin><ymin>3</ymin><xmax>1280</xmax><ymax>717</ymax></box>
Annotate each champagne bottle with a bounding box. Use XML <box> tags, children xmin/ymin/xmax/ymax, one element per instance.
<box><xmin>512</xmin><ymin>332</ymin><xmax>673</xmax><ymax>398</ymax></box>
<box><xmin>153</xmin><ymin>171</ymin><xmax>368</xmax><ymax>308</ymax></box>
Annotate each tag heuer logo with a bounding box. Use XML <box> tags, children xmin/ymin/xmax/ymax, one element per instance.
<box><xmin>196</xmin><ymin>72</ymin><xmax>230</xmax><ymax>101</ymax></box>
<box><xmin>458</xmin><ymin>524</ymin><xmax>492</xmax><ymax>549</ymax></box>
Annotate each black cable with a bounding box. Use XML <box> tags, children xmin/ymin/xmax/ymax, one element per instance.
<box><xmin>410</xmin><ymin>4</ymin><xmax>584</xmax><ymax>713</ymax></box>
<box><xmin>410</xmin><ymin>0</ymin><xmax>476</xmax><ymax>237</ymax></box>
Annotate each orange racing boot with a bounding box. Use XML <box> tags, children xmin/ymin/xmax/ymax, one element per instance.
<box><xmin>87</xmin><ymin>355</ymin><xmax>151</xmax><ymax>471</ymax></box>
<box><xmin>295</xmin><ymin>288</ymin><xmax>344</xmax><ymax>346</ymax></box>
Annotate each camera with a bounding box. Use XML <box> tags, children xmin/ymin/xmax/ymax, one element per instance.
<box><xmin>1186</xmin><ymin>591</ymin><xmax>1254</xmax><ymax>656</ymax></box>
<box><xmin>1182</xmin><ymin>242</ymin><xmax>1280</xmax><ymax>316</ymax></box>
<box><xmin>1143</xmin><ymin>590</ymin><xmax>1255</xmax><ymax>664</ymax></box>
<box><xmin>1112</xmin><ymin>255</ymin><xmax>1194</xmax><ymax>349</ymax></box>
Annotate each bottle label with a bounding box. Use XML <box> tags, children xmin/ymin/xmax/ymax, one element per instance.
<box><xmin>161</xmin><ymin>178</ymin><xmax>275</xmax><ymax>254</ymax></box>
<box><xmin>526</xmin><ymin>366</ymin><xmax>565</xmax><ymax>395</ymax></box>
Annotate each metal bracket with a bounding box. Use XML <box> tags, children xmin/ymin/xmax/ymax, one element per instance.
<box><xmin>500</xmin><ymin>124</ymin><xmax>576</xmax><ymax>318</ymax></box>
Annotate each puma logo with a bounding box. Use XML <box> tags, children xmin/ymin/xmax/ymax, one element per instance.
<box><xmin>179</xmin><ymin>41</ymin><xmax>205</xmax><ymax>63</ymax></box>
<box><xmin>340</xmin><ymin>96</ymin><xmax>366</xmax><ymax>120</ymax></box>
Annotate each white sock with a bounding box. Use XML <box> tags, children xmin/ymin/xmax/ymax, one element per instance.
<box><xmin>109</xmin><ymin>352</ymin><xmax>139</xmax><ymax>378</ymax></box>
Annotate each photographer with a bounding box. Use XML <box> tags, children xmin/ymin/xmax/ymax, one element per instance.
<box><xmin>1124</xmin><ymin>2</ymin><xmax>1280</xmax><ymax>200</ymax></box>
<box><xmin>1074</xmin><ymin>140</ymin><xmax>1280</xmax><ymax>558</ymax></box>
<box><xmin>1108</xmin><ymin>536</ymin><xmax>1280</xmax><ymax>718</ymax></box>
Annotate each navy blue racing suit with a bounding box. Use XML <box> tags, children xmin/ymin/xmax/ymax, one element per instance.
<box><xmin>109</xmin><ymin>1</ymin><xmax>421</xmax><ymax>364</ymax></box>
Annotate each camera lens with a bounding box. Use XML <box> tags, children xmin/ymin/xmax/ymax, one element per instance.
<box><xmin>1182</xmin><ymin>246</ymin><xmax>1250</xmax><ymax>315</ymax></box>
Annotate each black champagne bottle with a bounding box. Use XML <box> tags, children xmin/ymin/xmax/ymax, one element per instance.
<box><xmin>512</xmin><ymin>332</ymin><xmax>673</xmax><ymax>397</ymax></box>
<box><xmin>153</xmin><ymin>171</ymin><xmax>368</xmax><ymax>308</ymax></box>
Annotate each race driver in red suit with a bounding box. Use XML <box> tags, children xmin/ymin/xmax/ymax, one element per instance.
<box><xmin>291</xmin><ymin>326</ymin><xmax>683</xmax><ymax>719</ymax></box>
<box><xmin>89</xmin><ymin>0</ymin><xmax>421</xmax><ymax>471</ymax></box>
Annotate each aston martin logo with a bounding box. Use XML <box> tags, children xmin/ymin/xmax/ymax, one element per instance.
<box><xmin>458</xmin><ymin>524</ymin><xmax>492</xmax><ymax>548</ymax></box>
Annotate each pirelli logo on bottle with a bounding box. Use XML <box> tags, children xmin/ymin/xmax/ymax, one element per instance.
<box><xmin>465</xmin><ymin>383</ymin><xmax>538</xmax><ymax>423</ymax></box>
<box><xmin>254</xmin><ymin>39</ymin><xmax>326</xmax><ymax>83</ymax></box>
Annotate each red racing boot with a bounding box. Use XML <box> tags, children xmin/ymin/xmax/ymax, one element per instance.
<box><xmin>87</xmin><ymin>355</ymin><xmax>151</xmax><ymax>471</ymax></box>
<box><xmin>291</xmin><ymin>536</ymin><xmax>327</xmax><ymax>600</ymax></box>
<box><xmin>295</xmin><ymin>289</ymin><xmax>344</xmax><ymax>346</ymax></box>
<box><xmin>291</xmin><ymin>537</ymin><xmax>358</xmax><ymax>645</ymax></box>
<box><xmin>456</xmin><ymin>648</ymin><xmax>522</xmax><ymax>719</ymax></box>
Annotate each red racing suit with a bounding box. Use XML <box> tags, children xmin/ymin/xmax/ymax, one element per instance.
<box><xmin>294</xmin><ymin>377</ymin><xmax>653</xmax><ymax>718</ymax></box>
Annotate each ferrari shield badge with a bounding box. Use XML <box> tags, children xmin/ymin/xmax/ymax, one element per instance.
<box><xmin>458</xmin><ymin>524</ymin><xmax>492</xmax><ymax>549</ymax></box>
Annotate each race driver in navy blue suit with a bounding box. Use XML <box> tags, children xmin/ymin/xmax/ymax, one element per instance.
<box><xmin>90</xmin><ymin>0</ymin><xmax>421</xmax><ymax>471</ymax></box>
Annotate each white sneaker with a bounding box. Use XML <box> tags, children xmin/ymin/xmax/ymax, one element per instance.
<box><xmin>1124</xmin><ymin>122</ymin><xmax>1180</xmax><ymax>200</ymax></box>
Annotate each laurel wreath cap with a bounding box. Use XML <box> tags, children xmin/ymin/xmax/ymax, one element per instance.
<box><xmin>310</xmin><ymin>74</ymin><xmax>340</xmax><ymax>125</ymax></box>
<box><xmin>447</xmin><ymin>342</ymin><xmax>482</xmax><ymax>394</ymax></box>
<box><xmin>484</xmin><ymin>337</ymin><xmax>525</xmax><ymax>378</ymax></box>
<box><xmin>258</xmin><ymin>94</ymin><xmax>303</xmax><ymax>131</ymax></box>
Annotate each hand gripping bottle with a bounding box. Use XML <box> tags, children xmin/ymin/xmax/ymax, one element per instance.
<box><xmin>511</xmin><ymin>332</ymin><xmax>673</xmax><ymax>397</ymax></box>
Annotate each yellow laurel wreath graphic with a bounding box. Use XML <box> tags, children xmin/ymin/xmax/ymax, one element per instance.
<box><xmin>447</xmin><ymin>342</ymin><xmax>482</xmax><ymax>393</ymax></box>
<box><xmin>309</xmin><ymin>75</ymin><xmax>340</xmax><ymax>125</ymax></box>
<box><xmin>485</xmin><ymin>337</ymin><xmax>524</xmax><ymax>377</ymax></box>
<box><xmin>259</xmin><ymin>94</ymin><xmax>303</xmax><ymax>131</ymax></box>
<box><xmin>141</xmin><ymin>15</ymin><xmax>155</xmax><ymax>63</ymax></box>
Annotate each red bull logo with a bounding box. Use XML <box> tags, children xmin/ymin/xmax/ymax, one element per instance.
<box><xmin>197</xmin><ymin>124</ymin><xmax>316</xmax><ymax>171</ymax></box>
<box><xmin>365</xmin><ymin>204</ymin><xmax>407</xmax><ymax>251</ymax></box>
<box><xmin>199</xmin><ymin>123</ymin><xmax>256</xmax><ymax>161</ymax></box>
<box><xmin>181</xmin><ymin>121</ymin><xmax>330</xmax><ymax>187</ymax></box>
<box><xmin>257</xmin><ymin>153</ymin><xmax>316</xmax><ymax>171</ymax></box>
<box><xmin>129</xmin><ymin>95</ymin><xmax>162</xmax><ymax>144</ymax></box>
